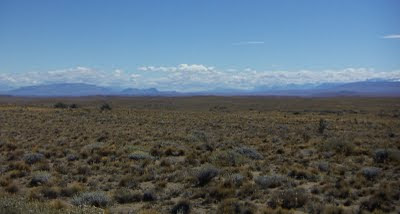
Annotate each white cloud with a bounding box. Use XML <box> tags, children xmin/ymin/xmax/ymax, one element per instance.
<box><xmin>138</xmin><ymin>64</ymin><xmax>216</xmax><ymax>74</ymax></box>
<box><xmin>1</xmin><ymin>65</ymin><xmax>400</xmax><ymax>92</ymax></box>
<box><xmin>0</xmin><ymin>67</ymin><xmax>142</xmax><ymax>89</ymax></box>
<box><xmin>232</xmin><ymin>41</ymin><xmax>265</xmax><ymax>45</ymax></box>
<box><xmin>134</xmin><ymin>65</ymin><xmax>400</xmax><ymax>91</ymax></box>
<box><xmin>382</xmin><ymin>34</ymin><xmax>400</xmax><ymax>39</ymax></box>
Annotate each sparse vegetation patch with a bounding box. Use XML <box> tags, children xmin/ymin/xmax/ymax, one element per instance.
<box><xmin>0</xmin><ymin>97</ymin><xmax>399</xmax><ymax>213</ymax></box>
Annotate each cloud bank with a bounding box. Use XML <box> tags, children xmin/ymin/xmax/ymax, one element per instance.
<box><xmin>0</xmin><ymin>67</ymin><xmax>140</xmax><ymax>90</ymax></box>
<box><xmin>138</xmin><ymin>64</ymin><xmax>216</xmax><ymax>74</ymax></box>
<box><xmin>232</xmin><ymin>41</ymin><xmax>265</xmax><ymax>45</ymax></box>
<box><xmin>1</xmin><ymin>65</ymin><xmax>399</xmax><ymax>91</ymax></box>
<box><xmin>382</xmin><ymin>34</ymin><xmax>400</xmax><ymax>39</ymax></box>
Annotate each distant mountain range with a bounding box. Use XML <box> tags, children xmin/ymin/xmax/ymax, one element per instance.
<box><xmin>0</xmin><ymin>81</ymin><xmax>399</xmax><ymax>97</ymax></box>
<box><xmin>5</xmin><ymin>83</ymin><xmax>114</xmax><ymax>97</ymax></box>
<box><xmin>120</xmin><ymin>88</ymin><xmax>179</xmax><ymax>96</ymax></box>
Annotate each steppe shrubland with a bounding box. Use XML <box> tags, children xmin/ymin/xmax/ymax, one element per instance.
<box><xmin>0</xmin><ymin>96</ymin><xmax>399</xmax><ymax>213</ymax></box>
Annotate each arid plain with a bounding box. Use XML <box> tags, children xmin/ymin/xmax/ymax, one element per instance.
<box><xmin>0</xmin><ymin>96</ymin><xmax>399</xmax><ymax>213</ymax></box>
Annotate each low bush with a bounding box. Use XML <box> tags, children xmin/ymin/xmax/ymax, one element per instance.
<box><xmin>229</xmin><ymin>173</ymin><xmax>244</xmax><ymax>187</ymax></box>
<box><xmin>50</xmin><ymin>199</ymin><xmax>69</xmax><ymax>210</ymax></box>
<box><xmin>8</xmin><ymin>169</ymin><xmax>28</xmax><ymax>179</ymax></box>
<box><xmin>75</xmin><ymin>165</ymin><xmax>91</xmax><ymax>175</ymax></box>
<box><xmin>196</xmin><ymin>166</ymin><xmax>219</xmax><ymax>186</ymax></box>
<box><xmin>320</xmin><ymin>138</ymin><xmax>354</xmax><ymax>156</ymax></box>
<box><xmin>128</xmin><ymin>152</ymin><xmax>154</xmax><ymax>161</ymax></box>
<box><xmin>318</xmin><ymin>119</ymin><xmax>328</xmax><ymax>134</ymax></box>
<box><xmin>66</xmin><ymin>154</ymin><xmax>79</xmax><ymax>161</ymax></box>
<box><xmin>118</xmin><ymin>175</ymin><xmax>138</xmax><ymax>188</ymax></box>
<box><xmin>288</xmin><ymin>168</ymin><xmax>316</xmax><ymax>181</ymax></box>
<box><xmin>0</xmin><ymin>194</ymin><xmax>102</xmax><ymax>214</ymax></box>
<box><xmin>360</xmin><ymin>194</ymin><xmax>394</xmax><ymax>212</ymax></box>
<box><xmin>255</xmin><ymin>175</ymin><xmax>286</xmax><ymax>189</ymax></box>
<box><xmin>209</xmin><ymin>185</ymin><xmax>235</xmax><ymax>201</ymax></box>
<box><xmin>60</xmin><ymin>182</ymin><xmax>84</xmax><ymax>197</ymax></box>
<box><xmin>142</xmin><ymin>191</ymin><xmax>156</xmax><ymax>202</ymax></box>
<box><xmin>217</xmin><ymin>199</ymin><xmax>254</xmax><ymax>214</ymax></box>
<box><xmin>71</xmin><ymin>191</ymin><xmax>111</xmax><ymax>208</ymax></box>
<box><xmin>40</xmin><ymin>186</ymin><xmax>59</xmax><ymax>199</ymax></box>
<box><xmin>164</xmin><ymin>147</ymin><xmax>185</xmax><ymax>156</ymax></box>
<box><xmin>171</xmin><ymin>200</ymin><xmax>190</xmax><ymax>214</ymax></box>
<box><xmin>212</xmin><ymin>150</ymin><xmax>244</xmax><ymax>167</ymax></box>
<box><xmin>317</xmin><ymin>162</ymin><xmax>330</xmax><ymax>172</ymax></box>
<box><xmin>388</xmin><ymin>149</ymin><xmax>400</xmax><ymax>162</ymax></box>
<box><xmin>69</xmin><ymin>103</ymin><xmax>78</xmax><ymax>109</ymax></box>
<box><xmin>30</xmin><ymin>171</ymin><xmax>51</xmax><ymax>186</ymax></box>
<box><xmin>8</xmin><ymin>161</ymin><xmax>30</xmax><ymax>171</ymax></box>
<box><xmin>270</xmin><ymin>188</ymin><xmax>309</xmax><ymax>209</ymax></box>
<box><xmin>100</xmin><ymin>103</ymin><xmax>112</xmax><ymax>111</ymax></box>
<box><xmin>374</xmin><ymin>149</ymin><xmax>389</xmax><ymax>163</ymax></box>
<box><xmin>54</xmin><ymin>102</ymin><xmax>68</xmax><ymax>109</ymax></box>
<box><xmin>113</xmin><ymin>189</ymin><xmax>142</xmax><ymax>204</ymax></box>
<box><xmin>322</xmin><ymin>205</ymin><xmax>345</xmax><ymax>214</ymax></box>
<box><xmin>235</xmin><ymin>147</ymin><xmax>263</xmax><ymax>160</ymax></box>
<box><xmin>361</xmin><ymin>167</ymin><xmax>381</xmax><ymax>180</ymax></box>
<box><xmin>5</xmin><ymin>183</ymin><xmax>19</xmax><ymax>193</ymax></box>
<box><xmin>23</xmin><ymin>153</ymin><xmax>44</xmax><ymax>165</ymax></box>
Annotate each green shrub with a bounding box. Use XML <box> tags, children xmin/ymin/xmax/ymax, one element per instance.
<box><xmin>270</xmin><ymin>188</ymin><xmax>309</xmax><ymax>209</ymax></box>
<box><xmin>113</xmin><ymin>189</ymin><xmax>141</xmax><ymax>204</ymax></box>
<box><xmin>235</xmin><ymin>147</ymin><xmax>263</xmax><ymax>160</ymax></box>
<box><xmin>0</xmin><ymin>194</ymin><xmax>102</xmax><ymax>214</ymax></box>
<box><xmin>71</xmin><ymin>191</ymin><xmax>111</xmax><ymax>208</ymax></box>
<box><xmin>196</xmin><ymin>166</ymin><xmax>219</xmax><ymax>186</ymax></box>
<box><xmin>211</xmin><ymin>150</ymin><xmax>244</xmax><ymax>167</ymax></box>
<box><xmin>142</xmin><ymin>191</ymin><xmax>156</xmax><ymax>202</ymax></box>
<box><xmin>228</xmin><ymin>173</ymin><xmax>244</xmax><ymax>187</ymax></box>
<box><xmin>40</xmin><ymin>186</ymin><xmax>59</xmax><ymax>199</ymax></box>
<box><xmin>5</xmin><ymin>183</ymin><xmax>19</xmax><ymax>193</ymax></box>
<box><xmin>255</xmin><ymin>175</ymin><xmax>286</xmax><ymax>189</ymax></box>
<box><xmin>321</xmin><ymin>138</ymin><xmax>354</xmax><ymax>156</ymax></box>
<box><xmin>54</xmin><ymin>102</ymin><xmax>68</xmax><ymax>109</ymax></box>
<box><xmin>60</xmin><ymin>183</ymin><xmax>84</xmax><ymax>197</ymax></box>
<box><xmin>69</xmin><ymin>103</ymin><xmax>78</xmax><ymax>108</ymax></box>
<box><xmin>100</xmin><ymin>103</ymin><xmax>112</xmax><ymax>111</ymax></box>
<box><xmin>361</xmin><ymin>167</ymin><xmax>381</xmax><ymax>180</ymax></box>
<box><xmin>318</xmin><ymin>119</ymin><xmax>328</xmax><ymax>134</ymax></box>
<box><xmin>217</xmin><ymin>199</ymin><xmax>254</xmax><ymax>214</ymax></box>
<box><xmin>171</xmin><ymin>200</ymin><xmax>190</xmax><ymax>214</ymax></box>
<box><xmin>30</xmin><ymin>171</ymin><xmax>51</xmax><ymax>186</ymax></box>
<box><xmin>23</xmin><ymin>153</ymin><xmax>44</xmax><ymax>165</ymax></box>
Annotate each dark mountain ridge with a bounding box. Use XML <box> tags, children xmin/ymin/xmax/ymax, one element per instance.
<box><xmin>1</xmin><ymin>81</ymin><xmax>399</xmax><ymax>97</ymax></box>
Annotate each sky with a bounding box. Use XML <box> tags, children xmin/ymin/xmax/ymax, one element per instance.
<box><xmin>0</xmin><ymin>0</ymin><xmax>399</xmax><ymax>91</ymax></box>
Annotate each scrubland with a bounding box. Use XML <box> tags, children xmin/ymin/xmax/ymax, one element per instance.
<box><xmin>0</xmin><ymin>96</ymin><xmax>399</xmax><ymax>213</ymax></box>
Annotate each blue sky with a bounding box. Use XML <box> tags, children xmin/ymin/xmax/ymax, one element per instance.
<box><xmin>0</xmin><ymin>0</ymin><xmax>399</xmax><ymax>91</ymax></box>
